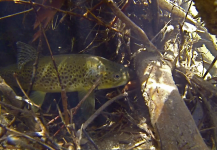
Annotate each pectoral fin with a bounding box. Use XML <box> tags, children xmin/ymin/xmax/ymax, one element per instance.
<box><xmin>78</xmin><ymin>91</ymin><xmax>95</xmax><ymax>119</ymax></box>
<box><xmin>29</xmin><ymin>91</ymin><xmax>46</xmax><ymax>112</ymax></box>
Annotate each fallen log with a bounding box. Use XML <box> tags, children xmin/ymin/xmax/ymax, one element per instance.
<box><xmin>135</xmin><ymin>51</ymin><xmax>209</xmax><ymax>149</ymax></box>
<box><xmin>106</xmin><ymin>0</ymin><xmax>209</xmax><ymax>149</ymax></box>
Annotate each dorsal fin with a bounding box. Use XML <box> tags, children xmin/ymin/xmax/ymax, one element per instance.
<box><xmin>16</xmin><ymin>41</ymin><xmax>37</xmax><ymax>69</ymax></box>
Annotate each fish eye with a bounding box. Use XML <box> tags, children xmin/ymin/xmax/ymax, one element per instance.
<box><xmin>114</xmin><ymin>74</ymin><xmax>120</xmax><ymax>80</ymax></box>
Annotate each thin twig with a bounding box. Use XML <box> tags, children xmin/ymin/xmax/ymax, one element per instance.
<box><xmin>83</xmin><ymin>92</ymin><xmax>128</xmax><ymax>130</ymax></box>
<box><xmin>0</xmin><ymin>8</ymin><xmax>33</xmax><ymax>20</ymax></box>
<box><xmin>151</xmin><ymin>20</ymin><xmax>172</xmax><ymax>42</ymax></box>
<box><xmin>192</xmin><ymin>84</ymin><xmax>217</xmax><ymax>148</ymax></box>
<box><xmin>47</xmin><ymin>115</ymin><xmax>60</xmax><ymax>125</ymax></box>
<box><xmin>83</xmin><ymin>1</ymin><xmax>104</xmax><ymax>18</ymax></box>
<box><xmin>71</xmin><ymin>75</ymin><xmax>102</xmax><ymax>115</ymax></box>
<box><xmin>34</xmin><ymin>117</ymin><xmax>61</xmax><ymax>150</ymax></box>
<box><xmin>105</xmin><ymin>0</ymin><xmax>158</xmax><ymax>52</ymax></box>
<box><xmin>32</xmin><ymin>6</ymin><xmax>69</xmax><ymax>124</ymax></box>
<box><xmin>53</xmin><ymin>124</ymin><xmax>64</xmax><ymax>137</ymax></box>
<box><xmin>109</xmin><ymin>0</ymin><xmax>130</xmax><ymax>26</ymax></box>
<box><xmin>54</xmin><ymin>99</ymin><xmax>72</xmax><ymax>136</ymax></box>
<box><xmin>82</xmin><ymin>128</ymin><xmax>99</xmax><ymax>150</ymax></box>
<box><xmin>181</xmin><ymin>0</ymin><xmax>193</xmax><ymax>27</ymax></box>
<box><xmin>79</xmin><ymin>26</ymin><xmax>99</xmax><ymax>53</ymax></box>
<box><xmin>13</xmin><ymin>73</ymin><xmax>40</xmax><ymax>108</ymax></box>
<box><xmin>203</xmin><ymin>55</ymin><xmax>217</xmax><ymax>79</ymax></box>
<box><xmin>1</xmin><ymin>125</ymin><xmax>56</xmax><ymax>150</ymax></box>
<box><xmin>149</xmin><ymin>0</ymin><xmax>159</xmax><ymax>34</ymax></box>
<box><xmin>0</xmin><ymin>77</ymin><xmax>23</xmax><ymax>115</ymax></box>
<box><xmin>177</xmin><ymin>24</ymin><xmax>185</xmax><ymax>67</ymax></box>
<box><xmin>26</xmin><ymin>38</ymin><xmax>42</xmax><ymax>96</ymax></box>
<box><xmin>12</xmin><ymin>0</ymin><xmax>98</xmax><ymax>24</ymax></box>
<box><xmin>29</xmin><ymin>0</ymin><xmax>69</xmax><ymax>127</ymax></box>
<box><xmin>0</xmin><ymin>101</ymin><xmax>35</xmax><ymax>116</ymax></box>
<box><xmin>0</xmin><ymin>77</ymin><xmax>46</xmax><ymax>133</ymax></box>
<box><xmin>7</xmin><ymin>0</ymin><xmax>145</xmax><ymax>40</ymax></box>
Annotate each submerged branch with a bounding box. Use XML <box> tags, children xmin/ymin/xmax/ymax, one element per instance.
<box><xmin>105</xmin><ymin>0</ymin><xmax>158</xmax><ymax>52</ymax></box>
<box><xmin>41</xmin><ymin>27</ymin><xmax>69</xmax><ymax>125</ymax></box>
<box><xmin>71</xmin><ymin>75</ymin><xmax>102</xmax><ymax>115</ymax></box>
<box><xmin>0</xmin><ymin>8</ymin><xmax>33</xmax><ymax>20</ymax></box>
<box><xmin>0</xmin><ymin>76</ymin><xmax>38</xmax><ymax>131</ymax></box>
<box><xmin>0</xmin><ymin>76</ymin><xmax>23</xmax><ymax>116</ymax></box>
<box><xmin>83</xmin><ymin>92</ymin><xmax>128</xmax><ymax>130</ymax></box>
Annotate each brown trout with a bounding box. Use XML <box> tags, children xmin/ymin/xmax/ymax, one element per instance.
<box><xmin>0</xmin><ymin>42</ymin><xmax>130</xmax><ymax>117</ymax></box>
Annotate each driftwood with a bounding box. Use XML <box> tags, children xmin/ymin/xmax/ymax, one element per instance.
<box><xmin>135</xmin><ymin>51</ymin><xmax>208</xmax><ymax>149</ymax></box>
<box><xmin>0</xmin><ymin>76</ymin><xmax>24</xmax><ymax>116</ymax></box>
<box><xmin>158</xmin><ymin>0</ymin><xmax>196</xmax><ymax>24</ymax></box>
<box><xmin>0</xmin><ymin>76</ymin><xmax>37</xmax><ymax>131</ymax></box>
<box><xmin>106</xmin><ymin>0</ymin><xmax>209</xmax><ymax>149</ymax></box>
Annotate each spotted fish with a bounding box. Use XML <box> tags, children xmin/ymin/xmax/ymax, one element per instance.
<box><xmin>0</xmin><ymin>42</ymin><xmax>130</xmax><ymax>118</ymax></box>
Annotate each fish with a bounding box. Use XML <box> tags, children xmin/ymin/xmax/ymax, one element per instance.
<box><xmin>0</xmin><ymin>42</ymin><xmax>130</xmax><ymax>118</ymax></box>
